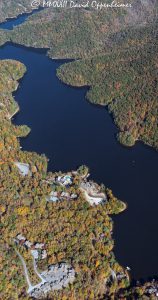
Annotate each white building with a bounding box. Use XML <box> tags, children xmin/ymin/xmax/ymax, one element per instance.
<box><xmin>31</xmin><ymin>250</ymin><xmax>39</xmax><ymax>260</ymax></box>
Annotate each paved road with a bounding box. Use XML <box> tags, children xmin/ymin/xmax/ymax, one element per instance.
<box><xmin>15</xmin><ymin>248</ymin><xmax>46</xmax><ymax>294</ymax></box>
<box><xmin>15</xmin><ymin>248</ymin><xmax>34</xmax><ymax>293</ymax></box>
<box><xmin>33</xmin><ymin>256</ymin><xmax>46</xmax><ymax>284</ymax></box>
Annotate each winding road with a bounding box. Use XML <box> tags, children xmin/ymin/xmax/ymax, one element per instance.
<box><xmin>15</xmin><ymin>248</ymin><xmax>33</xmax><ymax>293</ymax></box>
<box><xmin>15</xmin><ymin>247</ymin><xmax>46</xmax><ymax>294</ymax></box>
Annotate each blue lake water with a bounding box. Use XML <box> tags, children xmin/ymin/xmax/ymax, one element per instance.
<box><xmin>0</xmin><ymin>14</ymin><xmax>158</xmax><ymax>280</ymax></box>
<box><xmin>0</xmin><ymin>7</ymin><xmax>43</xmax><ymax>30</ymax></box>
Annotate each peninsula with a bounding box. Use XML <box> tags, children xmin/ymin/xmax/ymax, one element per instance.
<box><xmin>0</xmin><ymin>59</ymin><xmax>128</xmax><ymax>300</ymax></box>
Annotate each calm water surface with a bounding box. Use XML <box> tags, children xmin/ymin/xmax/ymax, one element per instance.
<box><xmin>0</xmin><ymin>8</ymin><xmax>43</xmax><ymax>30</ymax></box>
<box><xmin>0</xmin><ymin>16</ymin><xmax>158</xmax><ymax>280</ymax></box>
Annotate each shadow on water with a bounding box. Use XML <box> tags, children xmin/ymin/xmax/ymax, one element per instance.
<box><xmin>0</xmin><ymin>41</ymin><xmax>158</xmax><ymax>280</ymax></box>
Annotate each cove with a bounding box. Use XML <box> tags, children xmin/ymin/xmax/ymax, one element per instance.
<box><xmin>0</xmin><ymin>45</ymin><xmax>158</xmax><ymax>279</ymax></box>
<box><xmin>0</xmin><ymin>7</ymin><xmax>43</xmax><ymax>30</ymax></box>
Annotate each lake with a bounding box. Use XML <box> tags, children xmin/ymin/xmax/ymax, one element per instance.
<box><xmin>0</xmin><ymin>14</ymin><xmax>158</xmax><ymax>280</ymax></box>
<box><xmin>0</xmin><ymin>7</ymin><xmax>43</xmax><ymax>30</ymax></box>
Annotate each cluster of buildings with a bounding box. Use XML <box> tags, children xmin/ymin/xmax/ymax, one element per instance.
<box><xmin>47</xmin><ymin>190</ymin><xmax>78</xmax><ymax>202</ymax></box>
<box><xmin>46</xmin><ymin>172</ymin><xmax>107</xmax><ymax>206</ymax></box>
<box><xmin>14</xmin><ymin>234</ymin><xmax>47</xmax><ymax>260</ymax></box>
<box><xmin>46</xmin><ymin>173</ymin><xmax>79</xmax><ymax>203</ymax></box>
<box><xmin>29</xmin><ymin>263</ymin><xmax>75</xmax><ymax>299</ymax></box>
<box><xmin>14</xmin><ymin>235</ymin><xmax>75</xmax><ymax>299</ymax></box>
<box><xmin>55</xmin><ymin>174</ymin><xmax>73</xmax><ymax>186</ymax></box>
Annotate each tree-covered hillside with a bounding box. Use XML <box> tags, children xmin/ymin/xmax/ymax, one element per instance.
<box><xmin>57</xmin><ymin>23</ymin><xmax>158</xmax><ymax>148</ymax></box>
<box><xmin>0</xmin><ymin>0</ymin><xmax>157</xmax><ymax>58</ymax></box>
<box><xmin>0</xmin><ymin>0</ymin><xmax>157</xmax><ymax>149</ymax></box>
<box><xmin>0</xmin><ymin>0</ymin><xmax>35</xmax><ymax>23</ymax></box>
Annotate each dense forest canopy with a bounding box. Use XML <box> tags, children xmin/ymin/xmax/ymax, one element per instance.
<box><xmin>57</xmin><ymin>23</ymin><xmax>158</xmax><ymax>148</ymax></box>
<box><xmin>0</xmin><ymin>0</ymin><xmax>36</xmax><ymax>23</ymax></box>
<box><xmin>0</xmin><ymin>0</ymin><xmax>157</xmax><ymax>148</ymax></box>
<box><xmin>0</xmin><ymin>0</ymin><xmax>157</xmax><ymax>57</ymax></box>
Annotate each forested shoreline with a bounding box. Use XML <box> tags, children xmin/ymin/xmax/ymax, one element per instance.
<box><xmin>0</xmin><ymin>0</ymin><xmax>157</xmax><ymax>149</ymax></box>
<box><xmin>0</xmin><ymin>0</ymin><xmax>36</xmax><ymax>23</ymax></box>
<box><xmin>57</xmin><ymin>23</ymin><xmax>158</xmax><ymax>149</ymax></box>
<box><xmin>0</xmin><ymin>59</ymin><xmax>129</xmax><ymax>299</ymax></box>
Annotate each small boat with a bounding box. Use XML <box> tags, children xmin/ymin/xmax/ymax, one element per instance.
<box><xmin>126</xmin><ymin>266</ymin><xmax>131</xmax><ymax>271</ymax></box>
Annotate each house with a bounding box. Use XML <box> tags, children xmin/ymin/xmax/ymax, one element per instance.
<box><xmin>61</xmin><ymin>192</ymin><xmax>70</xmax><ymax>198</ymax></box>
<box><xmin>62</xmin><ymin>175</ymin><xmax>73</xmax><ymax>186</ymax></box>
<box><xmin>16</xmin><ymin>234</ymin><xmax>26</xmax><ymax>241</ymax></box>
<box><xmin>70</xmin><ymin>193</ymin><xmax>78</xmax><ymax>199</ymax></box>
<box><xmin>41</xmin><ymin>250</ymin><xmax>47</xmax><ymax>259</ymax></box>
<box><xmin>50</xmin><ymin>191</ymin><xmax>58</xmax><ymax>197</ymax></box>
<box><xmin>24</xmin><ymin>240</ymin><xmax>33</xmax><ymax>249</ymax></box>
<box><xmin>31</xmin><ymin>249</ymin><xmax>39</xmax><ymax>260</ymax></box>
<box><xmin>34</xmin><ymin>243</ymin><xmax>45</xmax><ymax>249</ymax></box>
<box><xmin>16</xmin><ymin>234</ymin><xmax>26</xmax><ymax>245</ymax></box>
<box><xmin>57</xmin><ymin>175</ymin><xmax>73</xmax><ymax>186</ymax></box>
<box><xmin>49</xmin><ymin>196</ymin><xmax>59</xmax><ymax>202</ymax></box>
